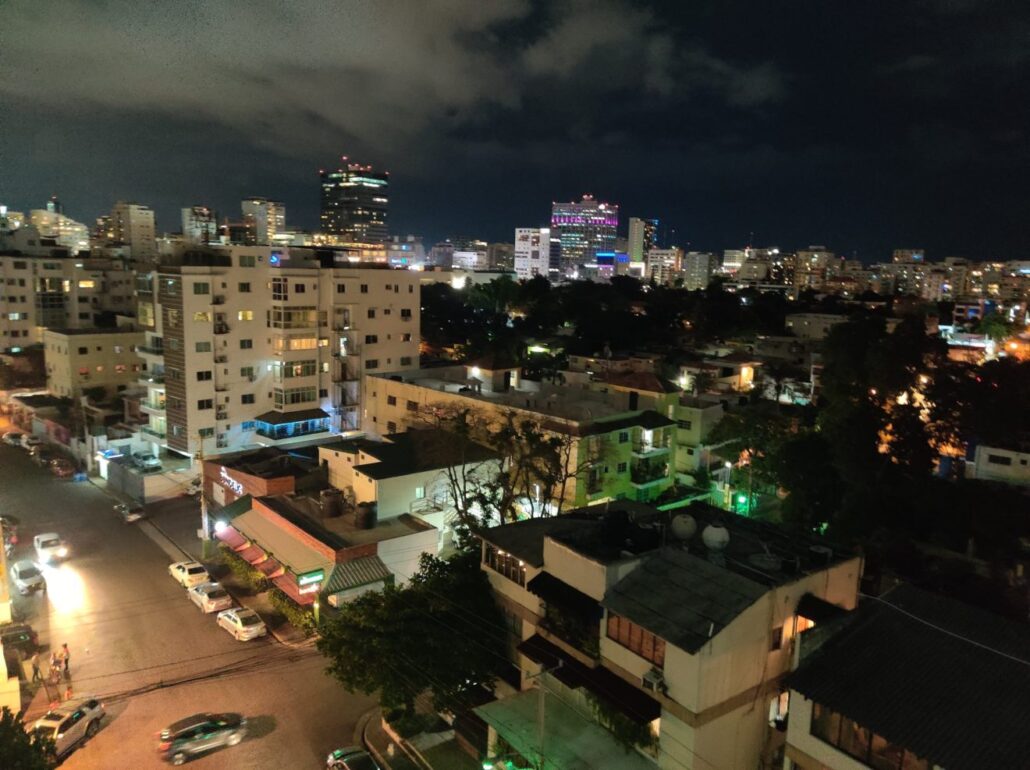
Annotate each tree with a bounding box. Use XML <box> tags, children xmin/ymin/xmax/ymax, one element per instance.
<box><xmin>706</xmin><ymin>402</ymin><xmax>796</xmax><ymax>485</ymax></box>
<box><xmin>974</xmin><ymin>311</ymin><xmax>1012</xmax><ymax>341</ymax></box>
<box><xmin>773</xmin><ymin>432</ymin><xmax>843</xmax><ymax>533</ymax></box>
<box><xmin>318</xmin><ymin>552</ymin><xmax>506</xmax><ymax>717</ymax></box>
<box><xmin>0</xmin><ymin>706</ymin><xmax>55</xmax><ymax>770</ymax></box>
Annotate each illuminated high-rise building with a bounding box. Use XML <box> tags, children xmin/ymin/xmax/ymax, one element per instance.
<box><xmin>628</xmin><ymin>217</ymin><xmax>659</xmax><ymax>262</ymax></box>
<box><xmin>110</xmin><ymin>201</ymin><xmax>156</xmax><ymax>261</ymax></box>
<box><xmin>320</xmin><ymin>158</ymin><xmax>389</xmax><ymax>244</ymax></box>
<box><xmin>181</xmin><ymin>206</ymin><xmax>218</xmax><ymax>244</ymax></box>
<box><xmin>550</xmin><ymin>194</ymin><xmax>618</xmax><ymax>270</ymax></box>
<box><xmin>241</xmin><ymin>197</ymin><xmax>285</xmax><ymax>245</ymax></box>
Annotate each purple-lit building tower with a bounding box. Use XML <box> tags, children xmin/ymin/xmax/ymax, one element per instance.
<box><xmin>550</xmin><ymin>194</ymin><xmax>619</xmax><ymax>273</ymax></box>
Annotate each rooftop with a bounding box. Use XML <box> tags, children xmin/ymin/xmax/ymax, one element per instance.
<box><xmin>351</xmin><ymin>429</ymin><xmax>499</xmax><ymax>480</ymax></box>
<box><xmin>44</xmin><ymin>327</ymin><xmax>141</xmax><ymax>337</ymax></box>
<box><xmin>214</xmin><ymin>447</ymin><xmax>319</xmax><ymax>481</ymax></box>
<box><xmin>787</xmin><ymin>583</ymin><xmax>1030</xmax><ymax>770</ymax></box>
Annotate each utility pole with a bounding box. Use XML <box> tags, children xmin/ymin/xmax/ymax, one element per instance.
<box><xmin>196</xmin><ymin>433</ymin><xmax>209</xmax><ymax>541</ymax></box>
<box><xmin>526</xmin><ymin>661</ymin><xmax>562</xmax><ymax>769</ymax></box>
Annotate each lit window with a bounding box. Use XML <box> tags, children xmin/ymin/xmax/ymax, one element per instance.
<box><xmin>238</xmin><ymin>310</ymin><xmax>254</xmax><ymax>321</ymax></box>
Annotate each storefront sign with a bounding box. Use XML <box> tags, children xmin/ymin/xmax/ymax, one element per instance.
<box><xmin>220</xmin><ymin>466</ymin><xmax>244</xmax><ymax>496</ymax></box>
<box><xmin>298</xmin><ymin>568</ymin><xmax>325</xmax><ymax>586</ymax></box>
<box><xmin>298</xmin><ymin>582</ymin><xmax>322</xmax><ymax>595</ymax></box>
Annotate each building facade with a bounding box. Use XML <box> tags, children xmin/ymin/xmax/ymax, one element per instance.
<box><xmin>682</xmin><ymin>252</ymin><xmax>715</xmax><ymax>291</ymax></box>
<box><xmin>110</xmin><ymin>201</ymin><xmax>156</xmax><ymax>261</ymax></box>
<box><xmin>514</xmin><ymin>228</ymin><xmax>552</xmax><ymax>280</ymax></box>
<box><xmin>320</xmin><ymin>160</ymin><xmax>389</xmax><ymax>244</ymax></box>
<box><xmin>551</xmin><ymin>195</ymin><xmax>619</xmax><ymax>271</ymax></box>
<box><xmin>181</xmin><ymin>206</ymin><xmax>218</xmax><ymax>244</ymax></box>
<box><xmin>241</xmin><ymin>198</ymin><xmax>285</xmax><ymax>245</ymax></box>
<box><xmin>44</xmin><ymin>327</ymin><xmax>144</xmax><ymax>398</ymax></box>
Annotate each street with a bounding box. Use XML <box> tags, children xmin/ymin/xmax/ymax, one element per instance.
<box><xmin>0</xmin><ymin>432</ymin><xmax>374</xmax><ymax>769</ymax></box>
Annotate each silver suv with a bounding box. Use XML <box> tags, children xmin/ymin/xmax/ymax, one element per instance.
<box><xmin>157</xmin><ymin>712</ymin><xmax>247</xmax><ymax>765</ymax></box>
<box><xmin>33</xmin><ymin>697</ymin><xmax>105</xmax><ymax>757</ymax></box>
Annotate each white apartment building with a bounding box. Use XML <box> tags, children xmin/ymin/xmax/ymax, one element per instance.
<box><xmin>44</xmin><ymin>327</ymin><xmax>144</xmax><ymax>398</ymax></box>
<box><xmin>682</xmin><ymin>252</ymin><xmax>716</xmax><ymax>290</ymax></box>
<box><xmin>143</xmin><ymin>245</ymin><xmax>419</xmax><ymax>458</ymax></box>
<box><xmin>475</xmin><ymin>503</ymin><xmax>862</xmax><ymax>770</ymax></box>
<box><xmin>241</xmin><ymin>198</ymin><xmax>285</xmax><ymax>245</ymax></box>
<box><xmin>514</xmin><ymin>227</ymin><xmax>551</xmax><ymax>280</ymax></box>
<box><xmin>0</xmin><ymin>234</ymin><xmax>137</xmax><ymax>353</ymax></box>
<box><xmin>645</xmin><ymin>247</ymin><xmax>682</xmax><ymax>285</ymax></box>
<box><xmin>181</xmin><ymin>206</ymin><xmax>218</xmax><ymax>244</ymax></box>
<box><xmin>110</xmin><ymin>201</ymin><xmax>156</xmax><ymax>261</ymax></box>
<box><xmin>28</xmin><ymin>209</ymin><xmax>90</xmax><ymax>253</ymax></box>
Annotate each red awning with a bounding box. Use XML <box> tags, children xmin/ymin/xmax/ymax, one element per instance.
<box><xmin>215</xmin><ymin>525</ymin><xmax>247</xmax><ymax>550</ymax></box>
<box><xmin>272</xmin><ymin>575</ymin><xmax>316</xmax><ymax>606</ymax></box>
<box><xmin>237</xmin><ymin>544</ymin><xmax>266</xmax><ymax>565</ymax></box>
<box><xmin>256</xmin><ymin>557</ymin><xmax>285</xmax><ymax>578</ymax></box>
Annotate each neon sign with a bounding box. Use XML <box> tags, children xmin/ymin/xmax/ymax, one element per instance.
<box><xmin>220</xmin><ymin>467</ymin><xmax>244</xmax><ymax>496</ymax></box>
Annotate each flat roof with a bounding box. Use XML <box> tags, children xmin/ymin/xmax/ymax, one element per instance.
<box><xmin>44</xmin><ymin>327</ymin><xmax>141</xmax><ymax>336</ymax></box>
<box><xmin>353</xmin><ymin>430</ymin><xmax>499</xmax><ymax>480</ymax></box>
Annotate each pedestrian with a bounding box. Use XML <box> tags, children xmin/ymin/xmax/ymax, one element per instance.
<box><xmin>63</xmin><ymin>684</ymin><xmax>73</xmax><ymax>702</ymax></box>
<box><xmin>61</xmin><ymin>643</ymin><xmax>70</xmax><ymax>678</ymax></box>
<box><xmin>30</xmin><ymin>652</ymin><xmax>42</xmax><ymax>683</ymax></box>
<box><xmin>49</xmin><ymin>651</ymin><xmax>59</xmax><ymax>681</ymax></box>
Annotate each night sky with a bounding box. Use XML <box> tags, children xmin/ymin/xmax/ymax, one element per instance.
<box><xmin>2</xmin><ymin>0</ymin><xmax>1028</xmax><ymax>259</ymax></box>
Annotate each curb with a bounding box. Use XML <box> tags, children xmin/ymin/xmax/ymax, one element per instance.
<box><xmin>358</xmin><ymin>708</ymin><xmax>394</xmax><ymax>770</ymax></box>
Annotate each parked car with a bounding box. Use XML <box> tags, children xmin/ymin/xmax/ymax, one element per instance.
<box><xmin>327</xmin><ymin>747</ymin><xmax>382</xmax><ymax>770</ymax></box>
<box><xmin>157</xmin><ymin>712</ymin><xmax>247</xmax><ymax>765</ymax></box>
<box><xmin>29</xmin><ymin>445</ymin><xmax>58</xmax><ymax>465</ymax></box>
<box><xmin>33</xmin><ymin>697</ymin><xmax>105</xmax><ymax>758</ymax></box>
<box><xmin>134</xmin><ymin>454</ymin><xmax>162</xmax><ymax>472</ymax></box>
<box><xmin>34</xmin><ymin>532</ymin><xmax>69</xmax><ymax>564</ymax></box>
<box><xmin>188</xmin><ymin>583</ymin><xmax>233</xmax><ymax>614</ymax></box>
<box><xmin>2</xmin><ymin>431</ymin><xmax>24</xmax><ymax>446</ymax></box>
<box><xmin>0</xmin><ymin>622</ymin><xmax>39</xmax><ymax>658</ymax></box>
<box><xmin>50</xmin><ymin>458</ymin><xmax>76</xmax><ymax>478</ymax></box>
<box><xmin>20</xmin><ymin>434</ymin><xmax>41</xmax><ymax>450</ymax></box>
<box><xmin>215</xmin><ymin>608</ymin><xmax>267</xmax><ymax>641</ymax></box>
<box><xmin>114</xmin><ymin>503</ymin><xmax>146</xmax><ymax>523</ymax></box>
<box><xmin>9</xmin><ymin>560</ymin><xmax>45</xmax><ymax>595</ymax></box>
<box><xmin>168</xmin><ymin>561</ymin><xmax>210</xmax><ymax>589</ymax></box>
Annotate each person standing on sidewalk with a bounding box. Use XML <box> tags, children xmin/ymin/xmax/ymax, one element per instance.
<box><xmin>30</xmin><ymin>652</ymin><xmax>42</xmax><ymax>682</ymax></box>
<box><xmin>60</xmin><ymin>643</ymin><xmax>70</xmax><ymax>679</ymax></box>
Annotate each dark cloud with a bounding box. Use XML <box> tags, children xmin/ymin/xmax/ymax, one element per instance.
<box><xmin>1</xmin><ymin>0</ymin><xmax>1028</xmax><ymax>258</ymax></box>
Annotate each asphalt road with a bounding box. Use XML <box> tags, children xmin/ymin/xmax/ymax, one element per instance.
<box><xmin>0</xmin><ymin>428</ymin><xmax>374</xmax><ymax>769</ymax></box>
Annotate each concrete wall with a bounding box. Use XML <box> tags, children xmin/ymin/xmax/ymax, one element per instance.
<box><xmin>377</xmin><ymin>525</ymin><xmax>439</xmax><ymax>585</ymax></box>
<box><xmin>967</xmin><ymin>444</ymin><xmax>1030</xmax><ymax>486</ymax></box>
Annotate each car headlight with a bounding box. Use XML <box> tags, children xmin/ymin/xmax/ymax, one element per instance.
<box><xmin>57</xmin><ymin>547</ymin><xmax>68</xmax><ymax>558</ymax></box>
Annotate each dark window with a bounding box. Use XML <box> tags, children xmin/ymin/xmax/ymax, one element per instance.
<box><xmin>197</xmin><ymin>399</ymin><xmax>213</xmax><ymax>410</ymax></box>
<box><xmin>78</xmin><ymin>346</ymin><xmax>88</xmax><ymax>354</ymax></box>
<box><xmin>240</xmin><ymin>339</ymin><xmax>253</xmax><ymax>349</ymax></box>
<box><xmin>360</xmin><ymin>284</ymin><xmax>368</xmax><ymax>294</ymax></box>
<box><xmin>365</xmin><ymin>359</ymin><xmax>378</xmax><ymax>369</ymax></box>
<box><xmin>387</xmin><ymin>421</ymin><xmax>397</xmax><ymax>433</ymax></box>
<box><xmin>770</xmin><ymin>626</ymin><xmax>783</xmax><ymax>651</ymax></box>
<box><xmin>606</xmin><ymin>613</ymin><xmax>665</xmax><ymax>667</ymax></box>
<box><xmin>387</xmin><ymin>395</ymin><xmax>396</xmax><ymax>406</ymax></box>
<box><xmin>365</xmin><ymin>334</ymin><xmax>378</xmax><ymax>344</ymax></box>
<box><xmin>241</xmin><ymin>394</ymin><xmax>255</xmax><ymax>404</ymax></box>
<box><xmin>400</xmin><ymin>356</ymin><xmax>412</xmax><ymax>366</ymax></box>
<box><xmin>197</xmin><ymin>371</ymin><xmax>212</xmax><ymax>381</ymax></box>
<box><xmin>987</xmin><ymin>454</ymin><xmax>1012</xmax><ymax>466</ymax></box>
<box><xmin>810</xmin><ymin>704</ymin><xmax>929</xmax><ymax>770</ymax></box>
<box><xmin>406</xmin><ymin>400</ymin><xmax>417</xmax><ymax>412</ymax></box>
<box><xmin>618</xmin><ymin>431</ymin><xmax>629</xmax><ymax>443</ymax></box>
<box><xmin>238</xmin><ymin>282</ymin><xmax>251</xmax><ymax>293</ymax></box>
<box><xmin>294</xmin><ymin>283</ymin><xmax>306</xmax><ymax>293</ymax></box>
<box><xmin>677</xmin><ymin>420</ymin><xmax>693</xmax><ymax>430</ymax></box>
<box><xmin>367</xmin><ymin>308</ymin><xmax>375</xmax><ymax>319</ymax></box>
<box><xmin>616</xmin><ymin>462</ymin><xmax>627</xmax><ymax>473</ymax></box>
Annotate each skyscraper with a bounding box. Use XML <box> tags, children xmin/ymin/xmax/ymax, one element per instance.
<box><xmin>514</xmin><ymin>228</ymin><xmax>551</xmax><ymax>279</ymax></box>
<box><xmin>628</xmin><ymin>217</ymin><xmax>659</xmax><ymax>262</ymax></box>
<box><xmin>682</xmin><ymin>251</ymin><xmax>716</xmax><ymax>290</ymax></box>
<box><xmin>241</xmin><ymin>197</ymin><xmax>285</xmax><ymax>244</ymax></box>
<box><xmin>110</xmin><ymin>201</ymin><xmax>156</xmax><ymax>261</ymax></box>
<box><xmin>550</xmin><ymin>194</ymin><xmax>618</xmax><ymax>271</ymax></box>
<box><xmin>320</xmin><ymin>158</ymin><xmax>389</xmax><ymax>244</ymax></box>
<box><xmin>181</xmin><ymin>206</ymin><xmax>217</xmax><ymax>244</ymax></box>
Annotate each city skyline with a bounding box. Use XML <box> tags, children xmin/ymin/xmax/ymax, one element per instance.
<box><xmin>2</xmin><ymin>1</ymin><xmax>1029</xmax><ymax>259</ymax></box>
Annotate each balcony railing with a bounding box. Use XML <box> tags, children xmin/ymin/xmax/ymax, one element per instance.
<box><xmin>211</xmin><ymin>295</ymin><xmax>226</xmax><ymax>305</ymax></box>
<box><xmin>214</xmin><ymin>355</ymin><xmax>227</xmax><ymax>363</ymax></box>
<box><xmin>216</xmin><ymin>410</ymin><xmax>228</xmax><ymax>420</ymax></box>
<box><xmin>140</xmin><ymin>400</ymin><xmax>166</xmax><ymax>411</ymax></box>
<box><xmin>631</xmin><ymin>462</ymin><xmax>668</xmax><ymax>486</ymax></box>
<box><xmin>139</xmin><ymin>345</ymin><xmax>164</xmax><ymax>356</ymax></box>
<box><xmin>213</xmin><ymin>324</ymin><xmax>230</xmax><ymax>335</ymax></box>
<box><xmin>141</xmin><ymin>426</ymin><xmax>166</xmax><ymax>438</ymax></box>
<box><xmin>632</xmin><ymin>440</ymin><xmax>671</xmax><ymax>457</ymax></box>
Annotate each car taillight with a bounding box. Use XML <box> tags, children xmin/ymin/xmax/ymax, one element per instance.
<box><xmin>158</xmin><ymin>741</ymin><xmax>171</xmax><ymax>751</ymax></box>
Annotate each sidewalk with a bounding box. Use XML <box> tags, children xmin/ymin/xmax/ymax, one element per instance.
<box><xmin>357</xmin><ymin>708</ymin><xmax>422</xmax><ymax>770</ymax></box>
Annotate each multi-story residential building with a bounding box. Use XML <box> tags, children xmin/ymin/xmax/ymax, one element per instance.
<box><xmin>181</xmin><ymin>206</ymin><xmax>218</xmax><ymax>244</ymax></box>
<box><xmin>673</xmin><ymin>396</ymin><xmax>725</xmax><ymax>473</ymax></box>
<box><xmin>427</xmin><ymin>241</ymin><xmax>455</xmax><ymax>268</ymax></box>
<box><xmin>149</xmin><ymin>245</ymin><xmax>419</xmax><ymax>458</ymax></box>
<box><xmin>628</xmin><ymin>217</ymin><xmax>659</xmax><ymax>263</ymax></box>
<box><xmin>785</xmin><ymin>312</ymin><xmax>848</xmax><ymax>341</ymax></box>
<box><xmin>645</xmin><ymin>247</ymin><xmax>682</xmax><ymax>285</ymax></box>
<box><xmin>320</xmin><ymin>159</ymin><xmax>389</xmax><ymax>244</ymax></box>
<box><xmin>0</xmin><ymin>236</ymin><xmax>137</xmax><ymax>353</ymax></box>
<box><xmin>110</xmin><ymin>201</ymin><xmax>156</xmax><ymax>261</ymax></box>
<box><xmin>785</xmin><ymin>583</ymin><xmax>1029</xmax><ymax>770</ymax></box>
<box><xmin>241</xmin><ymin>197</ymin><xmax>285</xmax><ymax>245</ymax></box>
<box><xmin>964</xmin><ymin>443</ymin><xmax>1030</xmax><ymax>486</ymax></box>
<box><xmin>793</xmin><ymin>246</ymin><xmax>837</xmax><ymax>293</ymax></box>
<box><xmin>43</xmin><ymin>327</ymin><xmax>144</xmax><ymax>398</ymax></box>
<box><xmin>892</xmin><ymin>248</ymin><xmax>924</xmax><ymax>263</ymax></box>
<box><xmin>551</xmin><ymin>195</ymin><xmax>618</xmax><ymax>272</ymax></box>
<box><xmin>452</xmin><ymin>243</ymin><xmax>489</xmax><ymax>270</ymax></box>
<box><xmin>363</xmin><ymin>361</ymin><xmax>679</xmax><ymax>509</ymax></box>
<box><xmin>385</xmin><ymin>235</ymin><xmax>426</xmax><ymax>267</ymax></box>
<box><xmin>514</xmin><ymin>228</ymin><xmax>552</xmax><ymax>280</ymax></box>
<box><xmin>486</xmin><ymin>242</ymin><xmax>515</xmax><ymax>270</ymax></box>
<box><xmin>474</xmin><ymin>502</ymin><xmax>861</xmax><ymax>770</ymax></box>
<box><xmin>721</xmin><ymin>249</ymin><xmax>746</xmax><ymax>273</ymax></box>
<box><xmin>0</xmin><ymin>206</ymin><xmax>25</xmax><ymax>231</ymax></box>
<box><xmin>682</xmin><ymin>252</ymin><xmax>716</xmax><ymax>290</ymax></box>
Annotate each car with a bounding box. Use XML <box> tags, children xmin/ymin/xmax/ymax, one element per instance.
<box><xmin>168</xmin><ymin>561</ymin><xmax>210</xmax><ymax>588</ymax></box>
<box><xmin>0</xmin><ymin>622</ymin><xmax>39</xmax><ymax>658</ymax></box>
<box><xmin>33</xmin><ymin>697</ymin><xmax>105</xmax><ymax>757</ymax></box>
<box><xmin>157</xmin><ymin>712</ymin><xmax>247</xmax><ymax>765</ymax></box>
<box><xmin>29</xmin><ymin>445</ymin><xmax>57</xmax><ymax>465</ymax></box>
<box><xmin>188</xmin><ymin>582</ymin><xmax>233</xmax><ymax>614</ymax></box>
<box><xmin>20</xmin><ymin>434</ymin><xmax>42</xmax><ymax>450</ymax></box>
<box><xmin>9</xmin><ymin>559</ymin><xmax>45</xmax><ymax>595</ymax></box>
<box><xmin>2</xmin><ymin>431</ymin><xmax>24</xmax><ymax>446</ymax></box>
<box><xmin>215</xmin><ymin>608</ymin><xmax>267</xmax><ymax>641</ymax></box>
<box><xmin>50</xmin><ymin>458</ymin><xmax>76</xmax><ymax>478</ymax></box>
<box><xmin>327</xmin><ymin>747</ymin><xmax>382</xmax><ymax>770</ymax></box>
<box><xmin>134</xmin><ymin>454</ymin><xmax>162</xmax><ymax>472</ymax></box>
<box><xmin>114</xmin><ymin>503</ymin><xmax>146</xmax><ymax>523</ymax></box>
<box><xmin>34</xmin><ymin>533</ymin><xmax>69</xmax><ymax>564</ymax></box>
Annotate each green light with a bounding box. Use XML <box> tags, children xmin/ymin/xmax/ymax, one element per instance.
<box><xmin>737</xmin><ymin>494</ymin><xmax>747</xmax><ymax>504</ymax></box>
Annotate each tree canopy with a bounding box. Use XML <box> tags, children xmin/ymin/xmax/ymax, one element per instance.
<box><xmin>0</xmin><ymin>707</ymin><xmax>55</xmax><ymax>770</ymax></box>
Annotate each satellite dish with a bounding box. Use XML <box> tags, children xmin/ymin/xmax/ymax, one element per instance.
<box><xmin>702</xmin><ymin>523</ymin><xmax>731</xmax><ymax>552</ymax></box>
<box><xmin>671</xmin><ymin>514</ymin><xmax>697</xmax><ymax>541</ymax></box>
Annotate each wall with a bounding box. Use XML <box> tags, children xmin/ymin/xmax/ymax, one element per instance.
<box><xmin>44</xmin><ymin>329</ymin><xmax>145</xmax><ymax>398</ymax></box>
<box><xmin>967</xmin><ymin>444</ymin><xmax>1030</xmax><ymax>486</ymax></box>
<box><xmin>376</xmin><ymin>525</ymin><xmax>439</xmax><ymax>585</ymax></box>
<box><xmin>541</xmin><ymin>538</ymin><xmax>610</xmax><ymax>600</ymax></box>
<box><xmin>785</xmin><ymin>695</ymin><xmax>878</xmax><ymax>770</ymax></box>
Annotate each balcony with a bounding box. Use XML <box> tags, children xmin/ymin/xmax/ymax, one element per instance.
<box><xmin>139</xmin><ymin>374</ymin><xmax>165</xmax><ymax>385</ymax></box>
<box><xmin>215</xmin><ymin>384</ymin><xmax>228</xmax><ymax>392</ymax></box>
<box><xmin>213</xmin><ymin>324</ymin><xmax>230</xmax><ymax>335</ymax></box>
<box><xmin>214</xmin><ymin>355</ymin><xmax>227</xmax><ymax>363</ymax></box>
<box><xmin>632</xmin><ymin>441</ymin><xmax>671</xmax><ymax>458</ymax></box>
<box><xmin>211</xmin><ymin>295</ymin><xmax>226</xmax><ymax>305</ymax></box>
<box><xmin>141</xmin><ymin>425</ymin><xmax>166</xmax><ymax>439</ymax></box>
<box><xmin>140</xmin><ymin>400</ymin><xmax>166</xmax><ymax>415</ymax></box>
<box><xmin>216</xmin><ymin>410</ymin><xmax>228</xmax><ymax>420</ymax></box>
<box><xmin>631</xmin><ymin>461</ymin><xmax>668</xmax><ymax>487</ymax></box>
<box><xmin>139</xmin><ymin>345</ymin><xmax>164</xmax><ymax>356</ymax></box>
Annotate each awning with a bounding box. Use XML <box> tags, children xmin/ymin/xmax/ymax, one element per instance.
<box><xmin>272</xmin><ymin>575</ymin><xmax>316</xmax><ymax>606</ymax></box>
<box><xmin>254</xmin><ymin>408</ymin><xmax>329</xmax><ymax>426</ymax></box>
<box><xmin>475</xmin><ymin>689</ymin><xmax>656</xmax><ymax>770</ymax></box>
<box><xmin>256</xmin><ymin>557</ymin><xmax>285</xmax><ymax>578</ymax></box>
<box><xmin>237</xmin><ymin>544</ymin><xmax>266</xmax><ymax>565</ymax></box>
<box><xmin>215</xmin><ymin>525</ymin><xmax>248</xmax><ymax>551</ymax></box>
<box><xmin>527</xmin><ymin>572</ymin><xmax>603</xmax><ymax>619</ymax></box>
<box><xmin>797</xmin><ymin>593</ymin><xmax>847</xmax><ymax>624</ymax></box>
<box><xmin>324</xmin><ymin>556</ymin><xmax>392</xmax><ymax>594</ymax></box>
<box><xmin>518</xmin><ymin>635</ymin><xmax>660</xmax><ymax>724</ymax></box>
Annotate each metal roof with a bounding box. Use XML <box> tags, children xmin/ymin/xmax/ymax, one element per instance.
<box><xmin>323</xmin><ymin>556</ymin><xmax>392</xmax><ymax>594</ymax></box>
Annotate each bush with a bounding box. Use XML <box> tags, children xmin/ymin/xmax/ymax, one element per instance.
<box><xmin>269</xmin><ymin>587</ymin><xmax>316</xmax><ymax>637</ymax></box>
<box><xmin>219</xmin><ymin>544</ymin><xmax>269</xmax><ymax>592</ymax></box>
